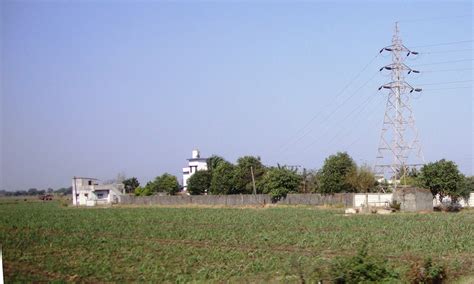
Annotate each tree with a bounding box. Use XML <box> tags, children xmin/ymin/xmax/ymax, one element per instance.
<box><xmin>207</xmin><ymin>155</ymin><xmax>226</xmax><ymax>172</ymax></box>
<box><xmin>303</xmin><ymin>169</ymin><xmax>321</xmax><ymax>193</ymax></box>
<box><xmin>465</xmin><ymin>176</ymin><xmax>474</xmax><ymax>192</ymax></box>
<box><xmin>55</xmin><ymin>187</ymin><xmax>72</xmax><ymax>195</ymax></box>
<box><xmin>346</xmin><ymin>165</ymin><xmax>377</xmax><ymax>193</ymax></box>
<box><xmin>210</xmin><ymin>161</ymin><xmax>236</xmax><ymax>195</ymax></box>
<box><xmin>261</xmin><ymin>167</ymin><xmax>302</xmax><ymax>201</ymax></box>
<box><xmin>394</xmin><ymin>166</ymin><xmax>419</xmax><ymax>183</ymax></box>
<box><xmin>418</xmin><ymin>159</ymin><xmax>468</xmax><ymax>202</ymax></box>
<box><xmin>187</xmin><ymin>170</ymin><xmax>212</xmax><ymax>195</ymax></box>
<box><xmin>456</xmin><ymin>174</ymin><xmax>473</xmax><ymax>202</ymax></box>
<box><xmin>27</xmin><ymin>188</ymin><xmax>39</xmax><ymax>195</ymax></box>
<box><xmin>233</xmin><ymin>156</ymin><xmax>266</xmax><ymax>194</ymax></box>
<box><xmin>155</xmin><ymin>173</ymin><xmax>180</xmax><ymax>195</ymax></box>
<box><xmin>123</xmin><ymin>177</ymin><xmax>140</xmax><ymax>194</ymax></box>
<box><xmin>144</xmin><ymin>181</ymin><xmax>156</xmax><ymax>195</ymax></box>
<box><xmin>134</xmin><ymin>186</ymin><xmax>152</xmax><ymax>196</ymax></box>
<box><xmin>318</xmin><ymin>152</ymin><xmax>356</xmax><ymax>194</ymax></box>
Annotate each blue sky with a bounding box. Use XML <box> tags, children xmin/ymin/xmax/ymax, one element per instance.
<box><xmin>1</xmin><ymin>1</ymin><xmax>472</xmax><ymax>190</ymax></box>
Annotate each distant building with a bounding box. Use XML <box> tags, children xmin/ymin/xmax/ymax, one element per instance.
<box><xmin>72</xmin><ymin>177</ymin><xmax>124</xmax><ymax>206</ymax></box>
<box><xmin>182</xmin><ymin>149</ymin><xmax>208</xmax><ymax>192</ymax></box>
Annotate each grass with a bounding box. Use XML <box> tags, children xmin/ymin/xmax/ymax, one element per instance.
<box><xmin>1</xmin><ymin>199</ymin><xmax>474</xmax><ymax>282</ymax></box>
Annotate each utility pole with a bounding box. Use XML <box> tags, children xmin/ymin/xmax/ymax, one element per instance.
<box><xmin>374</xmin><ymin>22</ymin><xmax>425</xmax><ymax>189</ymax></box>
<box><xmin>250</xmin><ymin>166</ymin><xmax>257</xmax><ymax>195</ymax></box>
<box><xmin>302</xmin><ymin>168</ymin><xmax>307</xmax><ymax>193</ymax></box>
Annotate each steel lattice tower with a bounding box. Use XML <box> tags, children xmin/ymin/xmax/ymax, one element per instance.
<box><xmin>374</xmin><ymin>22</ymin><xmax>425</xmax><ymax>187</ymax></box>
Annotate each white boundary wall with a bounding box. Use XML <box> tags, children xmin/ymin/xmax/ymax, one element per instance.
<box><xmin>433</xmin><ymin>192</ymin><xmax>474</xmax><ymax>207</ymax></box>
<box><xmin>354</xmin><ymin>193</ymin><xmax>393</xmax><ymax>207</ymax></box>
<box><xmin>354</xmin><ymin>192</ymin><xmax>474</xmax><ymax>208</ymax></box>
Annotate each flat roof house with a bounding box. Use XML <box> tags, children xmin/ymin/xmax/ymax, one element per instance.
<box><xmin>182</xmin><ymin>149</ymin><xmax>208</xmax><ymax>192</ymax></box>
<box><xmin>72</xmin><ymin>177</ymin><xmax>124</xmax><ymax>206</ymax></box>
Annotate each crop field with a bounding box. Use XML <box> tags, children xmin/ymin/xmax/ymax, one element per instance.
<box><xmin>1</xmin><ymin>199</ymin><xmax>474</xmax><ymax>283</ymax></box>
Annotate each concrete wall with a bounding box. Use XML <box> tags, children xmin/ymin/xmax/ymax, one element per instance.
<box><xmin>120</xmin><ymin>193</ymin><xmax>353</xmax><ymax>207</ymax></box>
<box><xmin>393</xmin><ymin>188</ymin><xmax>433</xmax><ymax>212</ymax></box>
<box><xmin>119</xmin><ymin>192</ymin><xmax>474</xmax><ymax>208</ymax></box>
<box><xmin>353</xmin><ymin>193</ymin><xmax>393</xmax><ymax>207</ymax></box>
<box><xmin>280</xmin><ymin>193</ymin><xmax>354</xmax><ymax>206</ymax></box>
<box><xmin>120</xmin><ymin>194</ymin><xmax>273</xmax><ymax>206</ymax></box>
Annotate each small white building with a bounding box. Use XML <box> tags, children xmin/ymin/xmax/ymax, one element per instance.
<box><xmin>182</xmin><ymin>149</ymin><xmax>208</xmax><ymax>191</ymax></box>
<box><xmin>72</xmin><ymin>177</ymin><xmax>124</xmax><ymax>206</ymax></box>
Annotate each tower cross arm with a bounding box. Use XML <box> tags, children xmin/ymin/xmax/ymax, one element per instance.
<box><xmin>379</xmin><ymin>44</ymin><xmax>419</xmax><ymax>56</ymax></box>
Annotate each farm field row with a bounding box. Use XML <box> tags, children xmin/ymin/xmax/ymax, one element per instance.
<box><xmin>1</xmin><ymin>200</ymin><xmax>474</xmax><ymax>282</ymax></box>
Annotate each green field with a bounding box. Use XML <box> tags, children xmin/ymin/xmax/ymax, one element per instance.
<box><xmin>1</xmin><ymin>199</ymin><xmax>474</xmax><ymax>283</ymax></box>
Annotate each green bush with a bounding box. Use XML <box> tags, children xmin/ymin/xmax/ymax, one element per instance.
<box><xmin>134</xmin><ymin>186</ymin><xmax>152</xmax><ymax>196</ymax></box>
<box><xmin>389</xmin><ymin>200</ymin><xmax>401</xmax><ymax>211</ymax></box>
<box><xmin>408</xmin><ymin>257</ymin><xmax>446</xmax><ymax>284</ymax></box>
<box><xmin>331</xmin><ymin>243</ymin><xmax>399</xmax><ymax>283</ymax></box>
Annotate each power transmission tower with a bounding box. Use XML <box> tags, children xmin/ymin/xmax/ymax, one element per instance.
<box><xmin>374</xmin><ymin>22</ymin><xmax>425</xmax><ymax>188</ymax></box>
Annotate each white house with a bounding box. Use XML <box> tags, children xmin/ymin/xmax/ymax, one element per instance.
<box><xmin>72</xmin><ymin>177</ymin><xmax>124</xmax><ymax>206</ymax></box>
<box><xmin>182</xmin><ymin>149</ymin><xmax>208</xmax><ymax>192</ymax></box>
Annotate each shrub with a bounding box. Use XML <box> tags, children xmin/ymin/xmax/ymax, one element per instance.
<box><xmin>134</xmin><ymin>186</ymin><xmax>152</xmax><ymax>196</ymax></box>
<box><xmin>389</xmin><ymin>200</ymin><xmax>401</xmax><ymax>211</ymax></box>
<box><xmin>408</xmin><ymin>257</ymin><xmax>446</xmax><ymax>284</ymax></box>
<box><xmin>331</xmin><ymin>243</ymin><xmax>398</xmax><ymax>283</ymax></box>
<box><xmin>438</xmin><ymin>202</ymin><xmax>462</xmax><ymax>212</ymax></box>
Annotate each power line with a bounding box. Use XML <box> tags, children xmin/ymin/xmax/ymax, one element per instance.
<box><xmin>421</xmin><ymin>48</ymin><xmax>473</xmax><ymax>54</ymax></box>
<box><xmin>417</xmin><ymin>80</ymin><xmax>473</xmax><ymax>86</ymax></box>
<box><xmin>279</xmin><ymin>72</ymin><xmax>380</xmax><ymax>155</ymax></box>
<box><xmin>300</xmin><ymin>90</ymin><xmax>380</xmax><ymax>153</ymax></box>
<box><xmin>277</xmin><ymin>55</ymin><xmax>380</xmax><ymax>154</ymax></box>
<box><xmin>409</xmin><ymin>40</ymin><xmax>473</xmax><ymax>48</ymax></box>
<box><xmin>398</xmin><ymin>14</ymin><xmax>473</xmax><ymax>23</ymax></box>
<box><xmin>320</xmin><ymin>94</ymin><xmax>383</xmax><ymax>155</ymax></box>
<box><xmin>341</xmin><ymin>104</ymin><xmax>383</xmax><ymax>154</ymax></box>
<box><xmin>412</xmin><ymin>58</ymin><xmax>473</xmax><ymax>67</ymax></box>
<box><xmin>423</xmin><ymin>86</ymin><xmax>472</xmax><ymax>91</ymax></box>
<box><xmin>423</xmin><ymin>68</ymin><xmax>472</xmax><ymax>73</ymax></box>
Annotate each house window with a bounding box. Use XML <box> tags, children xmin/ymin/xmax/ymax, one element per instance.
<box><xmin>88</xmin><ymin>180</ymin><xmax>92</xmax><ymax>185</ymax></box>
<box><xmin>97</xmin><ymin>193</ymin><xmax>104</xmax><ymax>199</ymax></box>
<box><xmin>84</xmin><ymin>193</ymin><xmax>89</xmax><ymax>198</ymax></box>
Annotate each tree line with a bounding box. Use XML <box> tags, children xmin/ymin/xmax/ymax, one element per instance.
<box><xmin>125</xmin><ymin>152</ymin><xmax>473</xmax><ymax>202</ymax></box>
<box><xmin>3</xmin><ymin>153</ymin><xmax>472</xmax><ymax>203</ymax></box>
<box><xmin>0</xmin><ymin>187</ymin><xmax>72</xmax><ymax>197</ymax></box>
